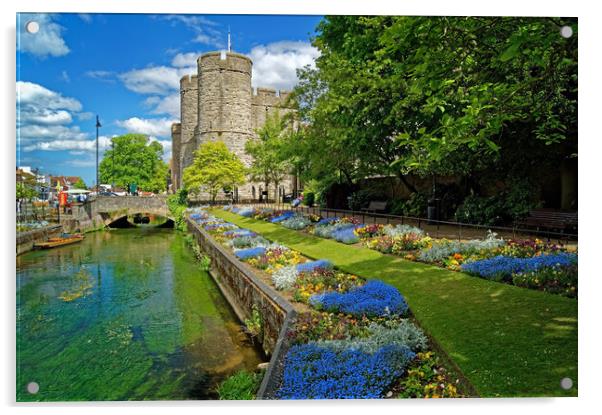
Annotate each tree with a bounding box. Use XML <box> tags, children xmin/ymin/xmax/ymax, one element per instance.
<box><xmin>182</xmin><ymin>141</ymin><xmax>246</xmax><ymax>202</ymax></box>
<box><xmin>16</xmin><ymin>182</ymin><xmax>37</xmax><ymax>200</ymax></box>
<box><xmin>246</xmin><ymin>111</ymin><xmax>291</xmax><ymax>201</ymax></box>
<box><xmin>99</xmin><ymin>134</ymin><xmax>169</xmax><ymax>193</ymax></box>
<box><xmin>73</xmin><ymin>178</ymin><xmax>87</xmax><ymax>189</ymax></box>
<box><xmin>291</xmin><ymin>16</ymin><xmax>577</xmax><ymax>194</ymax></box>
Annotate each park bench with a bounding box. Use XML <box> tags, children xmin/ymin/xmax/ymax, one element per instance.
<box><xmin>361</xmin><ymin>201</ymin><xmax>388</xmax><ymax>214</ymax></box>
<box><xmin>515</xmin><ymin>208</ymin><xmax>578</xmax><ymax>233</ymax></box>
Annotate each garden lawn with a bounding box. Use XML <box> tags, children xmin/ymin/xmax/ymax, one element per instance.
<box><xmin>212</xmin><ymin>209</ymin><xmax>578</xmax><ymax>397</ymax></box>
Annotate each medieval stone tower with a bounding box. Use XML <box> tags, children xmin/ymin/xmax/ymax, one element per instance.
<box><xmin>171</xmin><ymin>51</ymin><xmax>296</xmax><ymax>200</ymax></box>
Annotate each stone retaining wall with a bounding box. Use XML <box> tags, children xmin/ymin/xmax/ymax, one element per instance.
<box><xmin>185</xmin><ymin>216</ymin><xmax>296</xmax><ymax>398</ymax></box>
<box><xmin>16</xmin><ymin>225</ymin><xmax>63</xmax><ymax>255</ymax></box>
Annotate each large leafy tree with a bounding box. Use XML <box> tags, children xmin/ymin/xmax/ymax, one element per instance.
<box><xmin>73</xmin><ymin>178</ymin><xmax>87</xmax><ymax>189</ymax></box>
<box><xmin>290</xmin><ymin>16</ymin><xmax>577</xmax><ymax>193</ymax></box>
<box><xmin>246</xmin><ymin>111</ymin><xmax>291</xmax><ymax>200</ymax></box>
<box><xmin>183</xmin><ymin>141</ymin><xmax>246</xmax><ymax>202</ymax></box>
<box><xmin>99</xmin><ymin>134</ymin><xmax>169</xmax><ymax>193</ymax></box>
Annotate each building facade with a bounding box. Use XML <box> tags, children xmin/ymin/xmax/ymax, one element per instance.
<box><xmin>171</xmin><ymin>51</ymin><xmax>296</xmax><ymax>201</ymax></box>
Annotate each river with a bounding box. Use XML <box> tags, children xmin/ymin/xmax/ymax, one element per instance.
<box><xmin>16</xmin><ymin>227</ymin><xmax>264</xmax><ymax>401</ymax></box>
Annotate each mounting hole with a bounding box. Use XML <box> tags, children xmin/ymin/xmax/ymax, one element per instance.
<box><xmin>27</xmin><ymin>382</ymin><xmax>39</xmax><ymax>394</ymax></box>
<box><xmin>25</xmin><ymin>21</ymin><xmax>39</xmax><ymax>34</ymax></box>
<box><xmin>560</xmin><ymin>377</ymin><xmax>573</xmax><ymax>390</ymax></box>
<box><xmin>560</xmin><ymin>26</ymin><xmax>573</xmax><ymax>39</ymax></box>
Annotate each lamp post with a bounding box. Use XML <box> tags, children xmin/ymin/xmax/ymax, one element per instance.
<box><xmin>95</xmin><ymin>115</ymin><xmax>102</xmax><ymax>194</ymax></box>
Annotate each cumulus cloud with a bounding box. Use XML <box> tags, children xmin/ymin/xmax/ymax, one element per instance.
<box><xmin>16</xmin><ymin>81</ymin><xmax>105</xmax><ymax>156</ymax></box>
<box><xmin>18</xmin><ymin>13</ymin><xmax>70</xmax><ymax>58</ymax></box>
<box><xmin>118</xmin><ymin>66</ymin><xmax>193</xmax><ymax>95</ymax></box>
<box><xmin>249</xmin><ymin>41</ymin><xmax>320</xmax><ymax>91</ymax></box>
<box><xmin>145</xmin><ymin>93</ymin><xmax>180</xmax><ymax>118</ymax></box>
<box><xmin>116</xmin><ymin>117</ymin><xmax>177</xmax><ymax>138</ymax></box>
<box><xmin>171</xmin><ymin>52</ymin><xmax>201</xmax><ymax>68</ymax></box>
<box><xmin>23</xmin><ymin>136</ymin><xmax>112</xmax><ymax>152</ymax></box>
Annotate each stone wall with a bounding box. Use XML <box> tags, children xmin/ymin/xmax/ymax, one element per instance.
<box><xmin>180</xmin><ymin>74</ymin><xmax>198</xmax><ymax>173</ymax></box>
<box><xmin>185</xmin><ymin>216</ymin><xmax>296</xmax><ymax>399</ymax></box>
<box><xmin>174</xmin><ymin>50</ymin><xmax>298</xmax><ymax>200</ymax></box>
<box><xmin>16</xmin><ymin>225</ymin><xmax>63</xmax><ymax>255</ymax></box>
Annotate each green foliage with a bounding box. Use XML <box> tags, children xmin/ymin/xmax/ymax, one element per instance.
<box><xmin>99</xmin><ymin>134</ymin><xmax>168</xmax><ymax>193</ymax></box>
<box><xmin>289</xmin><ymin>16</ymin><xmax>576</xmax><ymax>192</ymax></box>
<box><xmin>166</xmin><ymin>194</ymin><xmax>186</xmax><ymax>231</ymax></box>
<box><xmin>389</xmin><ymin>193</ymin><xmax>428</xmax><ymax>217</ymax></box>
<box><xmin>216</xmin><ymin>370</ymin><xmax>262</xmax><ymax>400</ymax></box>
<box><xmin>73</xmin><ymin>178</ymin><xmax>87</xmax><ymax>190</ymax></box>
<box><xmin>246</xmin><ymin>111</ymin><xmax>291</xmax><ymax>200</ymax></box>
<box><xmin>303</xmin><ymin>192</ymin><xmax>315</xmax><ymax>206</ymax></box>
<box><xmin>16</xmin><ymin>182</ymin><xmax>38</xmax><ymax>200</ymax></box>
<box><xmin>244</xmin><ymin>305</ymin><xmax>263</xmax><ymax>338</ymax></box>
<box><xmin>348</xmin><ymin>190</ymin><xmax>374</xmax><ymax>211</ymax></box>
<box><xmin>183</xmin><ymin>141</ymin><xmax>246</xmax><ymax>201</ymax></box>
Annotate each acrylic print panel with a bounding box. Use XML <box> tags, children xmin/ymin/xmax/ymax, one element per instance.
<box><xmin>16</xmin><ymin>13</ymin><xmax>578</xmax><ymax>401</ymax></box>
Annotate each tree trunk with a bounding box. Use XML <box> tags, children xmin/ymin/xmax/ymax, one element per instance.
<box><xmin>397</xmin><ymin>172</ymin><xmax>418</xmax><ymax>194</ymax></box>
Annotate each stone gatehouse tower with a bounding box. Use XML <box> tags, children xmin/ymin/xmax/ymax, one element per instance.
<box><xmin>171</xmin><ymin>51</ymin><xmax>297</xmax><ymax>201</ymax></box>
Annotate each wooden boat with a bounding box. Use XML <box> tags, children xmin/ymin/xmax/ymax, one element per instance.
<box><xmin>35</xmin><ymin>234</ymin><xmax>84</xmax><ymax>249</ymax></box>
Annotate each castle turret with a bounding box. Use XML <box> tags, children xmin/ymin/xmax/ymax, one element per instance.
<box><xmin>179</xmin><ymin>74</ymin><xmax>198</xmax><ymax>185</ymax></box>
<box><xmin>170</xmin><ymin>123</ymin><xmax>181</xmax><ymax>191</ymax></box>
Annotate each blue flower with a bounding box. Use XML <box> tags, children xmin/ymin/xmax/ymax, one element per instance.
<box><xmin>270</xmin><ymin>212</ymin><xmax>295</xmax><ymax>223</ymax></box>
<box><xmin>234</xmin><ymin>247</ymin><xmax>266</xmax><ymax>260</ymax></box>
<box><xmin>461</xmin><ymin>253</ymin><xmax>578</xmax><ymax>280</ymax></box>
<box><xmin>276</xmin><ymin>343</ymin><xmax>415</xmax><ymax>399</ymax></box>
<box><xmin>296</xmin><ymin>259</ymin><xmax>333</xmax><ymax>273</ymax></box>
<box><xmin>310</xmin><ymin>280</ymin><xmax>409</xmax><ymax>317</ymax></box>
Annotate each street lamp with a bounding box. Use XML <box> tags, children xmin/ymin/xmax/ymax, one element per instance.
<box><xmin>95</xmin><ymin>115</ymin><xmax>102</xmax><ymax>194</ymax></box>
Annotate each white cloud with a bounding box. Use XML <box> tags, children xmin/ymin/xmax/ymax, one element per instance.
<box><xmin>145</xmin><ymin>93</ymin><xmax>180</xmax><ymax>118</ymax></box>
<box><xmin>20</xmin><ymin>110</ymin><xmax>73</xmax><ymax>126</ymax></box>
<box><xmin>148</xmin><ymin>136</ymin><xmax>173</xmax><ymax>162</ymax></box>
<box><xmin>17</xmin><ymin>81</ymin><xmax>82</xmax><ymax>112</ymax></box>
<box><xmin>171</xmin><ymin>52</ymin><xmax>201</xmax><ymax>68</ymax></box>
<box><xmin>18</xmin><ymin>13</ymin><xmax>70</xmax><ymax>58</ymax></box>
<box><xmin>78</xmin><ymin>14</ymin><xmax>92</xmax><ymax>23</ymax></box>
<box><xmin>23</xmin><ymin>136</ymin><xmax>112</xmax><ymax>152</ymax></box>
<box><xmin>118</xmin><ymin>66</ymin><xmax>193</xmax><ymax>95</ymax></box>
<box><xmin>249</xmin><ymin>41</ymin><xmax>320</xmax><ymax>91</ymax></box>
<box><xmin>60</xmin><ymin>70</ymin><xmax>70</xmax><ymax>83</ymax></box>
<box><xmin>116</xmin><ymin>117</ymin><xmax>177</xmax><ymax>138</ymax></box>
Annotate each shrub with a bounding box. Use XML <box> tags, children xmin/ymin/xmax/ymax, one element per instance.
<box><xmin>296</xmin><ymin>259</ymin><xmax>333</xmax><ymax>273</ymax></box>
<box><xmin>383</xmin><ymin>224</ymin><xmax>424</xmax><ymax>238</ymax></box>
<box><xmin>216</xmin><ymin>370</ymin><xmax>262</xmax><ymax>400</ymax></box>
<box><xmin>310</xmin><ymin>280</ymin><xmax>409</xmax><ymax>317</ymax></box>
<box><xmin>271</xmin><ymin>266</ymin><xmax>300</xmax><ymax>290</ymax></box>
<box><xmin>316</xmin><ymin>320</ymin><xmax>428</xmax><ymax>353</ymax></box>
<box><xmin>303</xmin><ymin>192</ymin><xmax>315</xmax><ymax>206</ymax></box>
<box><xmin>461</xmin><ymin>253</ymin><xmax>578</xmax><ymax>281</ymax></box>
<box><xmin>234</xmin><ymin>247</ymin><xmax>267</xmax><ymax>260</ymax></box>
<box><xmin>281</xmin><ymin>215</ymin><xmax>312</xmax><ymax>230</ymax></box>
<box><xmin>276</xmin><ymin>343</ymin><xmax>415</xmax><ymax>399</ymax></box>
<box><xmin>230</xmin><ymin>235</ymin><xmax>269</xmax><ymax>249</ymax></box>
<box><xmin>389</xmin><ymin>193</ymin><xmax>428</xmax><ymax>217</ymax></box>
<box><xmin>454</xmin><ymin>194</ymin><xmax>505</xmax><ymax>226</ymax></box>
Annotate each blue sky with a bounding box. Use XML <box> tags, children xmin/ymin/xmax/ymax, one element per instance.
<box><xmin>16</xmin><ymin>13</ymin><xmax>323</xmax><ymax>186</ymax></box>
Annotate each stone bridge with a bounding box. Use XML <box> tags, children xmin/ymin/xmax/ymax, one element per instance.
<box><xmin>69</xmin><ymin>195</ymin><xmax>171</xmax><ymax>229</ymax></box>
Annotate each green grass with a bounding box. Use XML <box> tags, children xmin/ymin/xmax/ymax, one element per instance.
<box><xmin>216</xmin><ymin>370</ymin><xmax>262</xmax><ymax>400</ymax></box>
<box><xmin>212</xmin><ymin>210</ymin><xmax>578</xmax><ymax>397</ymax></box>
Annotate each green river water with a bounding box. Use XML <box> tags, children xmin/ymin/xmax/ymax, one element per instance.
<box><xmin>16</xmin><ymin>228</ymin><xmax>264</xmax><ymax>401</ymax></box>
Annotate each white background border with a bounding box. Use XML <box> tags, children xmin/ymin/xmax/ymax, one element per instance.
<box><xmin>2</xmin><ymin>1</ymin><xmax>599</xmax><ymax>414</ymax></box>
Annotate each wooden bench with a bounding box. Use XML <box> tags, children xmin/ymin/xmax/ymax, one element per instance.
<box><xmin>515</xmin><ymin>209</ymin><xmax>577</xmax><ymax>233</ymax></box>
<box><xmin>361</xmin><ymin>201</ymin><xmax>388</xmax><ymax>214</ymax></box>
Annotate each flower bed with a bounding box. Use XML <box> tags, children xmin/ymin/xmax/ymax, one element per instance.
<box><xmin>222</xmin><ymin>206</ymin><xmax>577</xmax><ymax>297</ymax></box>
<box><xmin>189</xmin><ymin>207</ymin><xmax>461</xmax><ymax>399</ymax></box>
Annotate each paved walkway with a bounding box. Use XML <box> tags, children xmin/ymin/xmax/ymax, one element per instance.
<box><xmin>213</xmin><ymin>209</ymin><xmax>578</xmax><ymax>397</ymax></box>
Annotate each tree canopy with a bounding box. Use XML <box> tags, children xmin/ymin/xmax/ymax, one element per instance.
<box><xmin>182</xmin><ymin>141</ymin><xmax>246</xmax><ymax>201</ymax></box>
<box><xmin>246</xmin><ymin>111</ymin><xmax>291</xmax><ymax>199</ymax></box>
<box><xmin>99</xmin><ymin>134</ymin><xmax>169</xmax><ymax>193</ymax></box>
<box><xmin>290</xmin><ymin>16</ymin><xmax>577</xmax><ymax>192</ymax></box>
<box><xmin>73</xmin><ymin>178</ymin><xmax>87</xmax><ymax>190</ymax></box>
